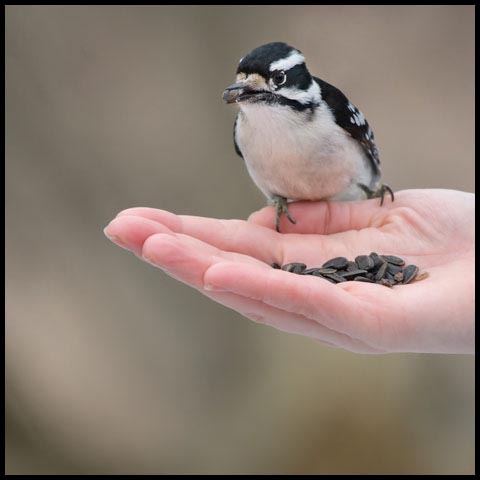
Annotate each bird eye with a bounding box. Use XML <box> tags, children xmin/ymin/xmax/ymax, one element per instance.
<box><xmin>272</xmin><ymin>71</ymin><xmax>287</xmax><ymax>86</ymax></box>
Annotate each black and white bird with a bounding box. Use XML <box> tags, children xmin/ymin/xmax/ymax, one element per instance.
<box><xmin>222</xmin><ymin>42</ymin><xmax>393</xmax><ymax>232</ymax></box>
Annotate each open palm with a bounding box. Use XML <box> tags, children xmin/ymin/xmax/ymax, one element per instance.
<box><xmin>104</xmin><ymin>189</ymin><xmax>474</xmax><ymax>354</ymax></box>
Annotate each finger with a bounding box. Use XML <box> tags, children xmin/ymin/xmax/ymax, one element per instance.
<box><xmin>104</xmin><ymin>215</ymin><xmax>174</xmax><ymax>256</ymax></box>
<box><xmin>103</xmin><ymin>219</ymin><xmax>343</xmax><ymax>346</ymax></box>
<box><xmin>248</xmin><ymin>197</ymin><xmax>393</xmax><ymax>234</ymax></box>
<box><xmin>107</xmin><ymin>211</ymin><xmax>391</xmax><ymax>278</ymax></box>
<box><xmin>133</xmin><ymin>230</ymin><xmax>380</xmax><ymax>351</ymax></box>
<box><xmin>203</xmin><ymin>261</ymin><xmax>390</xmax><ymax>342</ymax></box>
<box><xmin>116</xmin><ymin>207</ymin><xmax>283</xmax><ymax>264</ymax></box>
<box><xmin>107</xmin><ymin>218</ymin><xmax>386</xmax><ymax>352</ymax></box>
<box><xmin>205</xmin><ymin>290</ymin><xmax>385</xmax><ymax>354</ymax></box>
<box><xmin>141</xmin><ymin>232</ymin><xmax>269</xmax><ymax>289</ymax></box>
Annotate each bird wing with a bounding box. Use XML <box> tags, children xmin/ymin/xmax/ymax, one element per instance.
<box><xmin>233</xmin><ymin>113</ymin><xmax>244</xmax><ymax>159</ymax></box>
<box><xmin>313</xmin><ymin>76</ymin><xmax>381</xmax><ymax>179</ymax></box>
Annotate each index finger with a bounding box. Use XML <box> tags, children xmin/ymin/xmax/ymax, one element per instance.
<box><xmin>116</xmin><ymin>207</ymin><xmax>284</xmax><ymax>264</ymax></box>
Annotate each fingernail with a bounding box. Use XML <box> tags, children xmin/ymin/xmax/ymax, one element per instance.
<box><xmin>204</xmin><ymin>284</ymin><xmax>226</xmax><ymax>292</ymax></box>
<box><xmin>103</xmin><ymin>226</ymin><xmax>121</xmax><ymax>243</ymax></box>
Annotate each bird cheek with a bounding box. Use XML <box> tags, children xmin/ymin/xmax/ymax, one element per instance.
<box><xmin>244</xmin><ymin>73</ymin><xmax>269</xmax><ymax>91</ymax></box>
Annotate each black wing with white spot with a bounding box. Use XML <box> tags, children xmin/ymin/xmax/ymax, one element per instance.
<box><xmin>313</xmin><ymin>76</ymin><xmax>381</xmax><ymax>178</ymax></box>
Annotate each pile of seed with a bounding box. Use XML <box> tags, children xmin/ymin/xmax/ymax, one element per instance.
<box><xmin>271</xmin><ymin>253</ymin><xmax>428</xmax><ymax>287</ymax></box>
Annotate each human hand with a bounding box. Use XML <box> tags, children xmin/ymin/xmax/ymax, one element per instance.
<box><xmin>104</xmin><ymin>189</ymin><xmax>474</xmax><ymax>354</ymax></box>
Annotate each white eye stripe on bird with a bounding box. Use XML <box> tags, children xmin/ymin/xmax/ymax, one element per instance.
<box><xmin>269</xmin><ymin>51</ymin><xmax>306</xmax><ymax>72</ymax></box>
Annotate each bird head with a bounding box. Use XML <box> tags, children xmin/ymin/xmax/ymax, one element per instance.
<box><xmin>223</xmin><ymin>42</ymin><xmax>320</xmax><ymax>110</ymax></box>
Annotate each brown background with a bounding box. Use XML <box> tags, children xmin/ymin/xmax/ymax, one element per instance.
<box><xmin>6</xmin><ymin>5</ymin><xmax>474</xmax><ymax>475</ymax></box>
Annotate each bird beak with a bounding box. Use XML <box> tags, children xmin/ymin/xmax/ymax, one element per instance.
<box><xmin>222</xmin><ymin>82</ymin><xmax>251</xmax><ymax>104</ymax></box>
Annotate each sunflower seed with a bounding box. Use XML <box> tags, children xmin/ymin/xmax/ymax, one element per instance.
<box><xmin>369</xmin><ymin>252</ymin><xmax>384</xmax><ymax>269</ymax></box>
<box><xmin>381</xmin><ymin>255</ymin><xmax>405</xmax><ymax>266</ymax></box>
<box><xmin>320</xmin><ymin>275</ymin><xmax>337</xmax><ymax>283</ymax></box>
<box><xmin>303</xmin><ymin>267</ymin><xmax>337</xmax><ymax>275</ymax></box>
<box><xmin>322</xmin><ymin>256</ymin><xmax>348</xmax><ymax>270</ymax></box>
<box><xmin>281</xmin><ymin>262</ymin><xmax>307</xmax><ymax>274</ymax></box>
<box><xmin>339</xmin><ymin>269</ymin><xmax>368</xmax><ymax>278</ymax></box>
<box><xmin>354</xmin><ymin>276</ymin><xmax>375</xmax><ymax>283</ymax></box>
<box><xmin>402</xmin><ymin>265</ymin><xmax>419</xmax><ymax>284</ymax></box>
<box><xmin>375</xmin><ymin>262</ymin><xmax>388</xmax><ymax>281</ymax></box>
<box><xmin>324</xmin><ymin>273</ymin><xmax>347</xmax><ymax>283</ymax></box>
<box><xmin>379</xmin><ymin>278</ymin><xmax>394</xmax><ymax>288</ymax></box>
<box><xmin>355</xmin><ymin>255</ymin><xmax>375</xmax><ymax>271</ymax></box>
<box><xmin>384</xmin><ymin>271</ymin><xmax>395</xmax><ymax>281</ymax></box>
<box><xmin>386</xmin><ymin>263</ymin><xmax>403</xmax><ymax>275</ymax></box>
<box><xmin>268</xmin><ymin>254</ymin><xmax>427</xmax><ymax>288</ymax></box>
<box><xmin>346</xmin><ymin>261</ymin><xmax>358</xmax><ymax>272</ymax></box>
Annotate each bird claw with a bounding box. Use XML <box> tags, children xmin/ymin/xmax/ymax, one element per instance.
<box><xmin>273</xmin><ymin>196</ymin><xmax>296</xmax><ymax>233</ymax></box>
<box><xmin>358</xmin><ymin>183</ymin><xmax>394</xmax><ymax>206</ymax></box>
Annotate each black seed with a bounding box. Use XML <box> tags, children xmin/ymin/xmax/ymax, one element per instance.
<box><xmin>386</xmin><ymin>263</ymin><xmax>403</xmax><ymax>275</ymax></box>
<box><xmin>282</xmin><ymin>262</ymin><xmax>306</xmax><ymax>274</ymax></box>
<box><xmin>381</xmin><ymin>255</ymin><xmax>405</xmax><ymax>266</ymax></box>
<box><xmin>379</xmin><ymin>278</ymin><xmax>394</xmax><ymax>288</ymax></box>
<box><xmin>387</xmin><ymin>274</ymin><xmax>400</xmax><ymax>285</ymax></box>
<box><xmin>346</xmin><ymin>261</ymin><xmax>358</xmax><ymax>272</ymax></box>
<box><xmin>338</xmin><ymin>269</ymin><xmax>368</xmax><ymax>278</ymax></box>
<box><xmin>324</xmin><ymin>273</ymin><xmax>347</xmax><ymax>283</ymax></box>
<box><xmin>353</xmin><ymin>276</ymin><xmax>375</xmax><ymax>283</ymax></box>
<box><xmin>322</xmin><ymin>257</ymin><xmax>348</xmax><ymax>270</ymax></box>
<box><xmin>355</xmin><ymin>255</ymin><xmax>375</xmax><ymax>271</ymax></box>
<box><xmin>317</xmin><ymin>268</ymin><xmax>338</xmax><ymax>275</ymax></box>
<box><xmin>402</xmin><ymin>265</ymin><xmax>419</xmax><ymax>284</ymax></box>
<box><xmin>374</xmin><ymin>262</ymin><xmax>388</xmax><ymax>281</ymax></box>
<box><xmin>277</xmin><ymin>254</ymin><xmax>426</xmax><ymax>286</ymax></box>
<box><xmin>369</xmin><ymin>252</ymin><xmax>384</xmax><ymax>269</ymax></box>
<box><xmin>303</xmin><ymin>267</ymin><xmax>337</xmax><ymax>276</ymax></box>
<box><xmin>384</xmin><ymin>271</ymin><xmax>395</xmax><ymax>281</ymax></box>
<box><xmin>320</xmin><ymin>275</ymin><xmax>337</xmax><ymax>283</ymax></box>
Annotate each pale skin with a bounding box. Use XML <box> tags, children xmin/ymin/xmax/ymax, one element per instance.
<box><xmin>104</xmin><ymin>189</ymin><xmax>474</xmax><ymax>354</ymax></box>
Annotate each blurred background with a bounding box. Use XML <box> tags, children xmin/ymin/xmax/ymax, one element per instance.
<box><xmin>6</xmin><ymin>5</ymin><xmax>474</xmax><ymax>475</ymax></box>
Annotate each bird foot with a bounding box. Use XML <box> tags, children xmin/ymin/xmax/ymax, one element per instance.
<box><xmin>358</xmin><ymin>183</ymin><xmax>395</xmax><ymax>206</ymax></box>
<box><xmin>272</xmin><ymin>196</ymin><xmax>296</xmax><ymax>233</ymax></box>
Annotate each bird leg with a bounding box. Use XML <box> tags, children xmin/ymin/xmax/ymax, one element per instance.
<box><xmin>272</xmin><ymin>195</ymin><xmax>296</xmax><ymax>233</ymax></box>
<box><xmin>357</xmin><ymin>183</ymin><xmax>395</xmax><ymax>206</ymax></box>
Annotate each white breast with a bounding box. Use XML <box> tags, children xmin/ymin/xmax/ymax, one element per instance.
<box><xmin>235</xmin><ymin>103</ymin><xmax>374</xmax><ymax>201</ymax></box>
